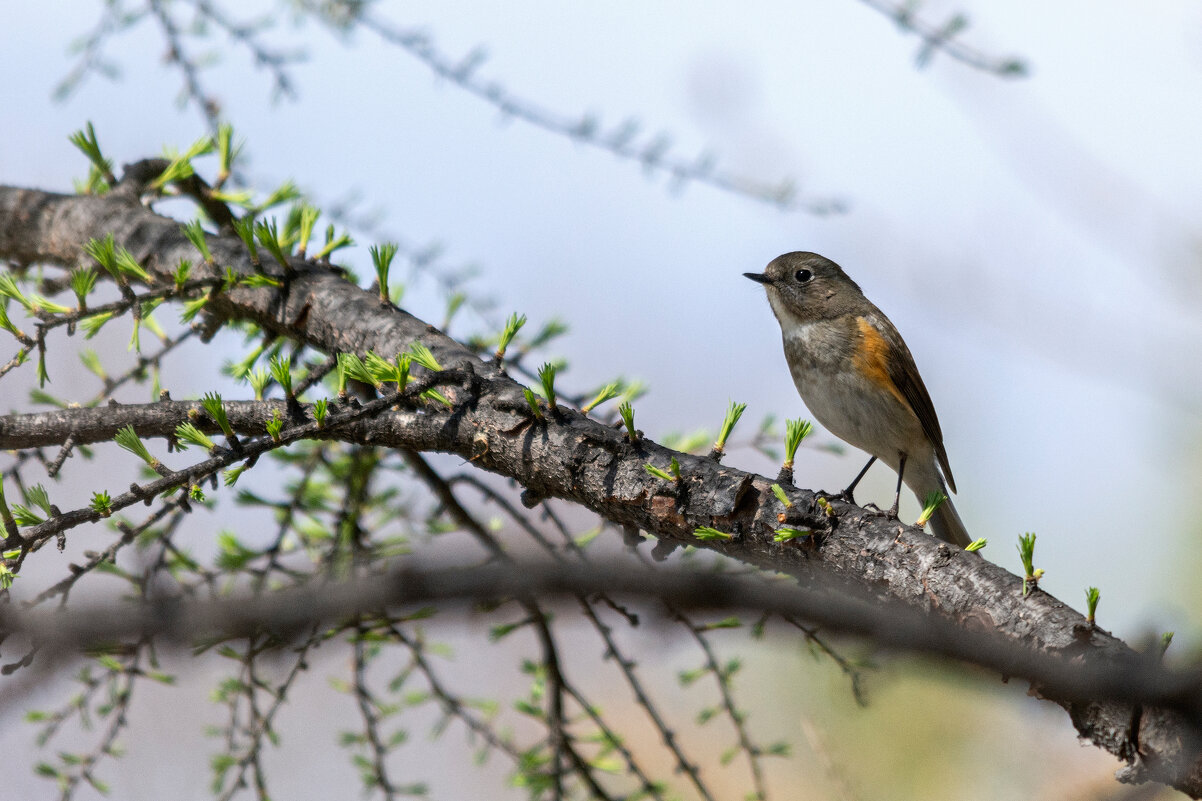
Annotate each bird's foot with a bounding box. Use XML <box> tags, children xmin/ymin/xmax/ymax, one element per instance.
<box><xmin>827</xmin><ymin>488</ymin><xmax>856</xmax><ymax>505</ymax></box>
<box><xmin>860</xmin><ymin>501</ymin><xmax>901</xmax><ymax>521</ymax></box>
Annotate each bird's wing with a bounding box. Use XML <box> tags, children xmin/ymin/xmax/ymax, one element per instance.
<box><xmin>878</xmin><ymin>317</ymin><xmax>956</xmax><ymax>493</ymax></box>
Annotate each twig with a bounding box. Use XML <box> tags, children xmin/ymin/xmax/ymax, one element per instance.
<box><xmin>343</xmin><ymin>9</ymin><xmax>844</xmax><ymax>216</ymax></box>
<box><xmin>353</xmin><ymin>626</ymin><xmax>399</xmax><ymax>800</ymax></box>
<box><xmin>676</xmin><ymin>610</ymin><xmax>769</xmax><ymax>800</ymax></box>
<box><xmin>855</xmin><ymin>0</ymin><xmax>1028</xmax><ymax>75</ymax></box>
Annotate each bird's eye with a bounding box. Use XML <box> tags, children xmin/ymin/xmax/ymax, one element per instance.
<box><xmin>794</xmin><ymin>269</ymin><xmax>813</xmax><ymax>283</ymax></box>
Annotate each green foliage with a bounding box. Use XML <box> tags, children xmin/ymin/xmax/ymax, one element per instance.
<box><xmin>128</xmin><ymin>297</ymin><xmax>166</xmax><ymax>353</ymax></box>
<box><xmin>714</xmin><ymin>401</ymin><xmax>747</xmax><ymax>453</ymax></box>
<box><xmin>220</xmin><ymin>266</ymin><xmax>240</xmax><ymax>292</ymax></box>
<box><xmin>408</xmin><ymin>343</ymin><xmax>442</xmax><ymax>372</ymax></box>
<box><xmin>314</xmin><ymin>224</ymin><xmax>354</xmax><ymax>260</ymax></box>
<box><xmin>523</xmin><ymin>387</ymin><xmax>544</xmax><ymax>420</ymax></box>
<box><xmin>313</xmin><ymin>398</ymin><xmax>329</xmax><ymax>427</ymax></box>
<box><xmin>268</xmin><ymin>353</ymin><xmax>294</xmax><ymax>397</ymax></box>
<box><xmin>783</xmin><ymin>418</ymin><xmax>813</xmax><ymax>467</ymax></box>
<box><xmin>494</xmin><ymin>312</ymin><xmax>526</xmax><ymax>362</ymax></box>
<box><xmin>172</xmin><ymin>259</ymin><xmax>193</xmax><ymax>290</ymax></box>
<box><xmin>223</xmin><ymin>464</ymin><xmax>249</xmax><ymax>487</ymax></box>
<box><xmin>247</xmin><ymin>367</ymin><xmax>271</xmax><ymax>401</ymax></box>
<box><xmin>83</xmin><ymin>233</ymin><xmax>152</xmax><ymax>283</ymax></box>
<box><xmin>0</xmin><ymin>480</ymin><xmax>14</xmax><ymax>531</ymax></box>
<box><xmin>79</xmin><ymin>312</ymin><xmax>111</xmax><ymax>340</ymax></box>
<box><xmin>81</xmin><ymin>233</ymin><xmax>117</xmax><ymax>277</ymax></box>
<box><xmin>421</xmin><ymin>389</ymin><xmax>453</xmax><ymax>408</ymax></box>
<box><xmin>201</xmin><ymin>393</ymin><xmax>234</xmax><ymax>437</ymax></box>
<box><xmin>28</xmin><ymin>295</ymin><xmax>72</xmax><ymax>315</ymax></box>
<box><xmin>69</xmin><ymin>267</ymin><xmax>98</xmax><ymax>307</ymax></box>
<box><xmin>0</xmin><ymin>273</ymin><xmax>32</xmax><ymax>311</ymax></box>
<box><xmin>773</xmin><ymin>527</ymin><xmax>810</xmax><ymax>542</ymax></box>
<box><xmin>770</xmin><ymin>483</ymin><xmax>792</xmax><ymax>508</ymax></box>
<box><xmin>0</xmin><ymin>301</ymin><xmax>25</xmax><ymax>340</ymax></box>
<box><xmin>90</xmin><ymin>490</ymin><xmax>113</xmax><ymax>517</ymax></box>
<box><xmin>151</xmin><ymin>134</ymin><xmax>216</xmax><ymax>189</ymax></box>
<box><xmin>74</xmin><ymin>164</ymin><xmax>110</xmax><ymax>195</ymax></box>
<box><xmin>231</xmin><ymin>216</ymin><xmax>260</xmax><ymax>265</ymax></box>
<box><xmin>660</xmin><ymin>429</ymin><xmax>711</xmax><ymax>454</ymax></box>
<box><xmin>916</xmin><ymin>491</ymin><xmax>946</xmax><ymax>527</ymax></box>
<box><xmin>215</xmin><ymin>122</ymin><xmax>236</xmax><ymax>183</ymax></box>
<box><xmin>8</xmin><ymin>505</ymin><xmax>43</xmax><ymax>528</ymax></box>
<box><xmin>224</xmin><ymin>338</ymin><xmax>269</xmax><ymax>380</ymax></box>
<box><xmin>175</xmin><ymin>422</ymin><xmax>217</xmax><ymax>452</ymax></box>
<box><xmin>293</xmin><ymin>203</ymin><xmax>320</xmax><ymax>257</ymax></box>
<box><xmin>644</xmin><ymin>456</ymin><xmax>681</xmax><ymax>483</ymax></box>
<box><xmin>11</xmin><ymin>484</ymin><xmax>53</xmax><ymax>526</ymax></box>
<box><xmin>36</xmin><ymin>350</ymin><xmax>49</xmax><ymax>387</ymax></box>
<box><xmin>114</xmin><ymin>424</ymin><xmax>156</xmax><ymax>467</ymax></box>
<box><xmin>536</xmin><ymin>362</ymin><xmax>557</xmax><ymax>411</ymax></box>
<box><xmin>1017</xmin><ymin>532</ymin><xmax>1040</xmax><ymax>596</ymax></box>
<box><xmin>363</xmin><ymin>351</ymin><xmax>395</xmax><ymax>386</ymax></box>
<box><xmin>181</xmin><ymin>219</ymin><xmax>214</xmax><ymax>264</ymax></box>
<box><xmin>120</xmin><ymin>243</ymin><xmax>153</xmax><ymax>283</ymax></box>
<box><xmin>255</xmin><ymin>179</ymin><xmax>301</xmax><ymax>214</ymax></box>
<box><xmin>266</xmin><ymin>408</ymin><xmax>284</xmax><ymax>442</ymax></box>
<box><xmin>393</xmin><ymin>354</ymin><xmax>411</xmax><ymax>392</ymax></box>
<box><xmin>253</xmin><ymin>217</ymin><xmax>291</xmax><ymax>268</ymax></box>
<box><xmin>179</xmin><ymin>295</ymin><xmax>210</xmax><ymax>323</ymax></box>
<box><xmin>370</xmin><ymin>242</ymin><xmax>399</xmax><ymax>302</ymax></box>
<box><xmin>216</xmin><ymin>531</ymin><xmax>259</xmax><ymax>571</ymax></box>
<box><xmin>693</xmin><ymin>526</ymin><xmax>732</xmax><ymax>541</ymax></box>
<box><xmin>964</xmin><ymin>538</ymin><xmax>987</xmax><ymax>552</ymax></box>
<box><xmin>526</xmin><ymin>318</ymin><xmax>568</xmax><ymax>350</ymax></box>
<box><xmin>29</xmin><ymin>389</ymin><xmax>68</xmax><ymax>408</ymax></box>
<box><xmin>1084</xmin><ymin>586</ymin><xmax>1100</xmax><ymax>624</ymax></box>
<box><xmin>442</xmin><ymin>292</ymin><xmax>464</xmax><ymax>327</ymax></box>
<box><xmin>68</xmin><ymin>122</ymin><xmax>114</xmax><ymax>183</ymax></box>
<box><xmin>644</xmin><ymin>454</ymin><xmax>682</xmax><ymax>482</ymax></box>
<box><xmin>581</xmin><ymin>381</ymin><xmax>620</xmax><ymax>415</ymax></box>
<box><xmin>339</xmin><ymin>353</ymin><xmax>377</xmax><ymax>389</ymax></box>
<box><xmin>618</xmin><ymin>401</ymin><xmax>637</xmax><ymax>440</ymax></box>
<box><xmin>23</xmin><ymin>485</ymin><xmax>52</xmax><ymax>518</ymax></box>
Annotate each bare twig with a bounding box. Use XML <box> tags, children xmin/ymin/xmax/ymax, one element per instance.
<box><xmin>329</xmin><ymin>8</ymin><xmax>844</xmax><ymax>215</ymax></box>
<box><xmin>2</xmin><ymin>560</ymin><xmax>1201</xmax><ymax>735</ymax></box>
<box><xmin>855</xmin><ymin>0</ymin><xmax>1028</xmax><ymax>75</ymax></box>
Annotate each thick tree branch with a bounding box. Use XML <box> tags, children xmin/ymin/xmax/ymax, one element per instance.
<box><xmin>2</xmin><ymin>560</ymin><xmax>1201</xmax><ymax>729</ymax></box>
<box><xmin>0</xmin><ymin>183</ymin><xmax>1199</xmax><ymax>793</ymax></box>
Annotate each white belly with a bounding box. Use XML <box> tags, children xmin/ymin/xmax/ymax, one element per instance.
<box><xmin>787</xmin><ymin>361</ymin><xmax>927</xmax><ymax>471</ymax></box>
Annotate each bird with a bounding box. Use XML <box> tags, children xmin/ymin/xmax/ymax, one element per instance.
<box><xmin>745</xmin><ymin>251</ymin><xmax>970</xmax><ymax>546</ymax></box>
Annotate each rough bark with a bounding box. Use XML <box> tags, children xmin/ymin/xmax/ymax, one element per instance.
<box><xmin>1</xmin><ymin>183</ymin><xmax>1200</xmax><ymax>794</ymax></box>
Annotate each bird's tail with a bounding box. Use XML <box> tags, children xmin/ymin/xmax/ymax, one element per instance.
<box><xmin>928</xmin><ymin>494</ymin><xmax>971</xmax><ymax>548</ymax></box>
<box><xmin>903</xmin><ymin>460</ymin><xmax>972</xmax><ymax>548</ymax></box>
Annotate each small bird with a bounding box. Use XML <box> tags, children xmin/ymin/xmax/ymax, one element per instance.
<box><xmin>745</xmin><ymin>252</ymin><xmax>970</xmax><ymax>547</ymax></box>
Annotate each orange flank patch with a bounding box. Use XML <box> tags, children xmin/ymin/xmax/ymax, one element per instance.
<box><xmin>853</xmin><ymin>317</ymin><xmax>906</xmax><ymax>404</ymax></box>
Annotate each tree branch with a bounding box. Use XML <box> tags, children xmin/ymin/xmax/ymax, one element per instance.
<box><xmin>3</xmin><ymin>561</ymin><xmax>1202</xmax><ymax>748</ymax></box>
<box><xmin>854</xmin><ymin>0</ymin><xmax>1029</xmax><ymax>76</ymax></box>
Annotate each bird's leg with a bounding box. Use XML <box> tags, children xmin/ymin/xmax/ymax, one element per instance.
<box><xmin>886</xmin><ymin>452</ymin><xmax>907</xmax><ymax>518</ymax></box>
<box><xmin>834</xmin><ymin>455</ymin><xmax>876</xmax><ymax>503</ymax></box>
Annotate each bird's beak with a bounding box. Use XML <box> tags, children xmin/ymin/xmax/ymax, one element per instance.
<box><xmin>744</xmin><ymin>272</ymin><xmax>772</xmax><ymax>285</ymax></box>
